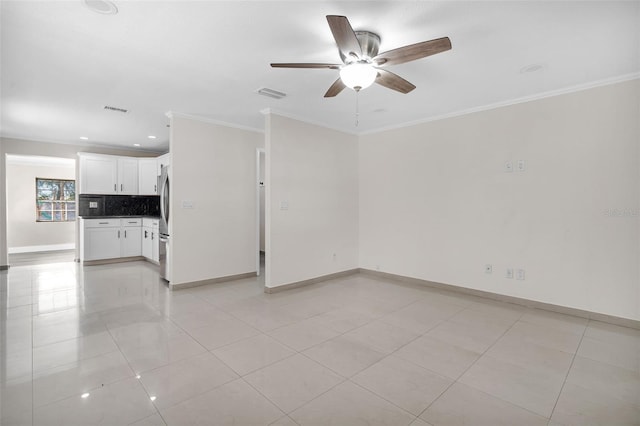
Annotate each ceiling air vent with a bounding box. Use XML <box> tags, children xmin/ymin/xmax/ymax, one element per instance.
<box><xmin>257</xmin><ymin>88</ymin><xmax>287</xmax><ymax>100</ymax></box>
<box><xmin>104</xmin><ymin>105</ymin><xmax>129</xmax><ymax>114</ymax></box>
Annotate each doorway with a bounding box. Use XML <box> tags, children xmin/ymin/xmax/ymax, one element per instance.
<box><xmin>5</xmin><ymin>155</ymin><xmax>77</xmax><ymax>264</ymax></box>
<box><xmin>256</xmin><ymin>148</ymin><xmax>265</xmax><ymax>276</ymax></box>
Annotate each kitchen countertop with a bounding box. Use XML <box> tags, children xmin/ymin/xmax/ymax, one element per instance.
<box><xmin>79</xmin><ymin>216</ymin><xmax>161</xmax><ymax>219</ymax></box>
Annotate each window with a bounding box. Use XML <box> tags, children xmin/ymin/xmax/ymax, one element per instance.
<box><xmin>36</xmin><ymin>178</ymin><xmax>76</xmax><ymax>222</ymax></box>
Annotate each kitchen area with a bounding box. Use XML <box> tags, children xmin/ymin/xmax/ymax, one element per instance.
<box><xmin>77</xmin><ymin>152</ymin><xmax>171</xmax><ymax>282</ymax></box>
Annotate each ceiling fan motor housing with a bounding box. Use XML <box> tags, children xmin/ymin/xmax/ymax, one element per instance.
<box><xmin>340</xmin><ymin>31</ymin><xmax>381</xmax><ymax>63</ymax></box>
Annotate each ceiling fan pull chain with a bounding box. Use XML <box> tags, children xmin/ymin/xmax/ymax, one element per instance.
<box><xmin>355</xmin><ymin>90</ymin><xmax>359</xmax><ymax>127</ymax></box>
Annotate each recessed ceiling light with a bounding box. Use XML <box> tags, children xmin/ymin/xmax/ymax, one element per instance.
<box><xmin>84</xmin><ymin>0</ymin><xmax>118</xmax><ymax>15</ymax></box>
<box><xmin>520</xmin><ymin>64</ymin><xmax>545</xmax><ymax>74</ymax></box>
<box><xmin>133</xmin><ymin>143</ymin><xmax>141</xmax><ymax>147</ymax></box>
<box><xmin>81</xmin><ymin>393</ymin><xmax>90</xmax><ymax>399</ymax></box>
<box><xmin>148</xmin><ymin>135</ymin><xmax>156</xmax><ymax>139</ymax></box>
<box><xmin>79</xmin><ymin>136</ymin><xmax>89</xmax><ymax>140</ymax></box>
<box><xmin>149</xmin><ymin>396</ymin><xmax>157</xmax><ymax>401</ymax></box>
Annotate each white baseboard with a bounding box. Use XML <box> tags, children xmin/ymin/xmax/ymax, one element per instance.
<box><xmin>359</xmin><ymin>269</ymin><xmax>640</xmax><ymax>330</ymax></box>
<box><xmin>8</xmin><ymin>243</ymin><xmax>75</xmax><ymax>254</ymax></box>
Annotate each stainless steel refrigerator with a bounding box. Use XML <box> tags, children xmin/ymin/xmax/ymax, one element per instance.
<box><xmin>159</xmin><ymin>165</ymin><xmax>170</xmax><ymax>281</ymax></box>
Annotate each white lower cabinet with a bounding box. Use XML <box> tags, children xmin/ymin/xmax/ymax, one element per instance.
<box><xmin>152</xmin><ymin>226</ymin><xmax>159</xmax><ymax>262</ymax></box>
<box><xmin>142</xmin><ymin>226</ymin><xmax>152</xmax><ymax>260</ymax></box>
<box><xmin>142</xmin><ymin>218</ymin><xmax>160</xmax><ymax>263</ymax></box>
<box><xmin>121</xmin><ymin>220</ymin><xmax>142</xmax><ymax>257</ymax></box>
<box><xmin>83</xmin><ymin>225</ymin><xmax>121</xmax><ymax>261</ymax></box>
<box><xmin>81</xmin><ymin>218</ymin><xmax>143</xmax><ymax>261</ymax></box>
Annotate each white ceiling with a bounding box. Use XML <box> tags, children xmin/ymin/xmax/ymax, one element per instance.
<box><xmin>1</xmin><ymin>1</ymin><xmax>638</xmax><ymax>152</ymax></box>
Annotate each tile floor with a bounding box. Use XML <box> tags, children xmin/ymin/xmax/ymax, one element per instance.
<box><xmin>7</xmin><ymin>250</ymin><xmax>75</xmax><ymax>267</ymax></box>
<box><xmin>1</xmin><ymin>260</ymin><xmax>639</xmax><ymax>425</ymax></box>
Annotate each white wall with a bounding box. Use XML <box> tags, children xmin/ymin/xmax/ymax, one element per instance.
<box><xmin>0</xmin><ymin>137</ymin><xmax>160</xmax><ymax>267</ymax></box>
<box><xmin>259</xmin><ymin>151</ymin><xmax>265</xmax><ymax>252</ymax></box>
<box><xmin>359</xmin><ymin>79</ymin><xmax>640</xmax><ymax>321</ymax></box>
<box><xmin>169</xmin><ymin>114</ymin><xmax>262</xmax><ymax>286</ymax></box>
<box><xmin>7</xmin><ymin>160</ymin><xmax>75</xmax><ymax>251</ymax></box>
<box><xmin>266</xmin><ymin>113</ymin><xmax>359</xmax><ymax>289</ymax></box>
<box><xmin>0</xmin><ymin>138</ymin><xmax>5</xmax><ymax>267</ymax></box>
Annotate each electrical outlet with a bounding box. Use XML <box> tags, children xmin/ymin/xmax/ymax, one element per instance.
<box><xmin>516</xmin><ymin>269</ymin><xmax>526</xmax><ymax>280</ymax></box>
<box><xmin>332</xmin><ymin>253</ymin><xmax>337</xmax><ymax>261</ymax></box>
<box><xmin>485</xmin><ymin>264</ymin><xmax>492</xmax><ymax>274</ymax></box>
<box><xmin>505</xmin><ymin>268</ymin><xmax>513</xmax><ymax>279</ymax></box>
<box><xmin>517</xmin><ymin>159</ymin><xmax>526</xmax><ymax>172</ymax></box>
<box><xmin>504</xmin><ymin>161</ymin><xmax>513</xmax><ymax>173</ymax></box>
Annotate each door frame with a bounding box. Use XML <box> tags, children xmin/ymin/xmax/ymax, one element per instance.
<box><xmin>255</xmin><ymin>148</ymin><xmax>265</xmax><ymax>276</ymax></box>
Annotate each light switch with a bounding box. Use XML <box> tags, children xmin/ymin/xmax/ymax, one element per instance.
<box><xmin>504</xmin><ymin>161</ymin><xmax>513</xmax><ymax>173</ymax></box>
<box><xmin>517</xmin><ymin>160</ymin><xmax>526</xmax><ymax>172</ymax></box>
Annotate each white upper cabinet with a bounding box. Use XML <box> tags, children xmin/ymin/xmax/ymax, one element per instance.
<box><xmin>78</xmin><ymin>154</ymin><xmax>138</xmax><ymax>195</ymax></box>
<box><xmin>138</xmin><ymin>158</ymin><xmax>158</xmax><ymax>195</ymax></box>
<box><xmin>157</xmin><ymin>153</ymin><xmax>170</xmax><ymax>175</ymax></box>
<box><xmin>79</xmin><ymin>155</ymin><xmax>118</xmax><ymax>194</ymax></box>
<box><xmin>117</xmin><ymin>158</ymin><xmax>139</xmax><ymax>195</ymax></box>
<box><xmin>79</xmin><ymin>153</ymin><xmax>169</xmax><ymax>195</ymax></box>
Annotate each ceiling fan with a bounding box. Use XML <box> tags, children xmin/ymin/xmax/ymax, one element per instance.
<box><xmin>271</xmin><ymin>15</ymin><xmax>452</xmax><ymax>98</ymax></box>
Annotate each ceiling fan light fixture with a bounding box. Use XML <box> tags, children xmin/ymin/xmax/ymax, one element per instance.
<box><xmin>339</xmin><ymin>63</ymin><xmax>377</xmax><ymax>91</ymax></box>
<box><xmin>84</xmin><ymin>0</ymin><xmax>118</xmax><ymax>15</ymax></box>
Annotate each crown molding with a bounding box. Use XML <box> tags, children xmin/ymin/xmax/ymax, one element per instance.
<box><xmin>262</xmin><ymin>108</ymin><xmax>359</xmax><ymax>136</ymax></box>
<box><xmin>359</xmin><ymin>73</ymin><xmax>640</xmax><ymax>136</ymax></box>
<box><xmin>167</xmin><ymin>111</ymin><xmax>264</xmax><ymax>134</ymax></box>
<box><xmin>0</xmin><ymin>135</ymin><xmax>164</xmax><ymax>154</ymax></box>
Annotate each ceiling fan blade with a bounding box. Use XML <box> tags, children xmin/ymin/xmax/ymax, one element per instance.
<box><xmin>271</xmin><ymin>63</ymin><xmax>341</xmax><ymax>69</ymax></box>
<box><xmin>326</xmin><ymin>15</ymin><xmax>362</xmax><ymax>60</ymax></box>
<box><xmin>375</xmin><ymin>69</ymin><xmax>416</xmax><ymax>94</ymax></box>
<box><xmin>324</xmin><ymin>78</ymin><xmax>346</xmax><ymax>98</ymax></box>
<box><xmin>373</xmin><ymin>37</ymin><xmax>451</xmax><ymax>66</ymax></box>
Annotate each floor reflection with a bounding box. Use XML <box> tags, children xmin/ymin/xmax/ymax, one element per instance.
<box><xmin>1</xmin><ymin>254</ymin><xmax>638</xmax><ymax>426</ymax></box>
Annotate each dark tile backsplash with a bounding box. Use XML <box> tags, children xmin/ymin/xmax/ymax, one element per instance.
<box><xmin>79</xmin><ymin>194</ymin><xmax>160</xmax><ymax>217</ymax></box>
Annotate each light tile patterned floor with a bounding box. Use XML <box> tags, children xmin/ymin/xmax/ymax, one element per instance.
<box><xmin>1</xmin><ymin>260</ymin><xmax>639</xmax><ymax>425</ymax></box>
